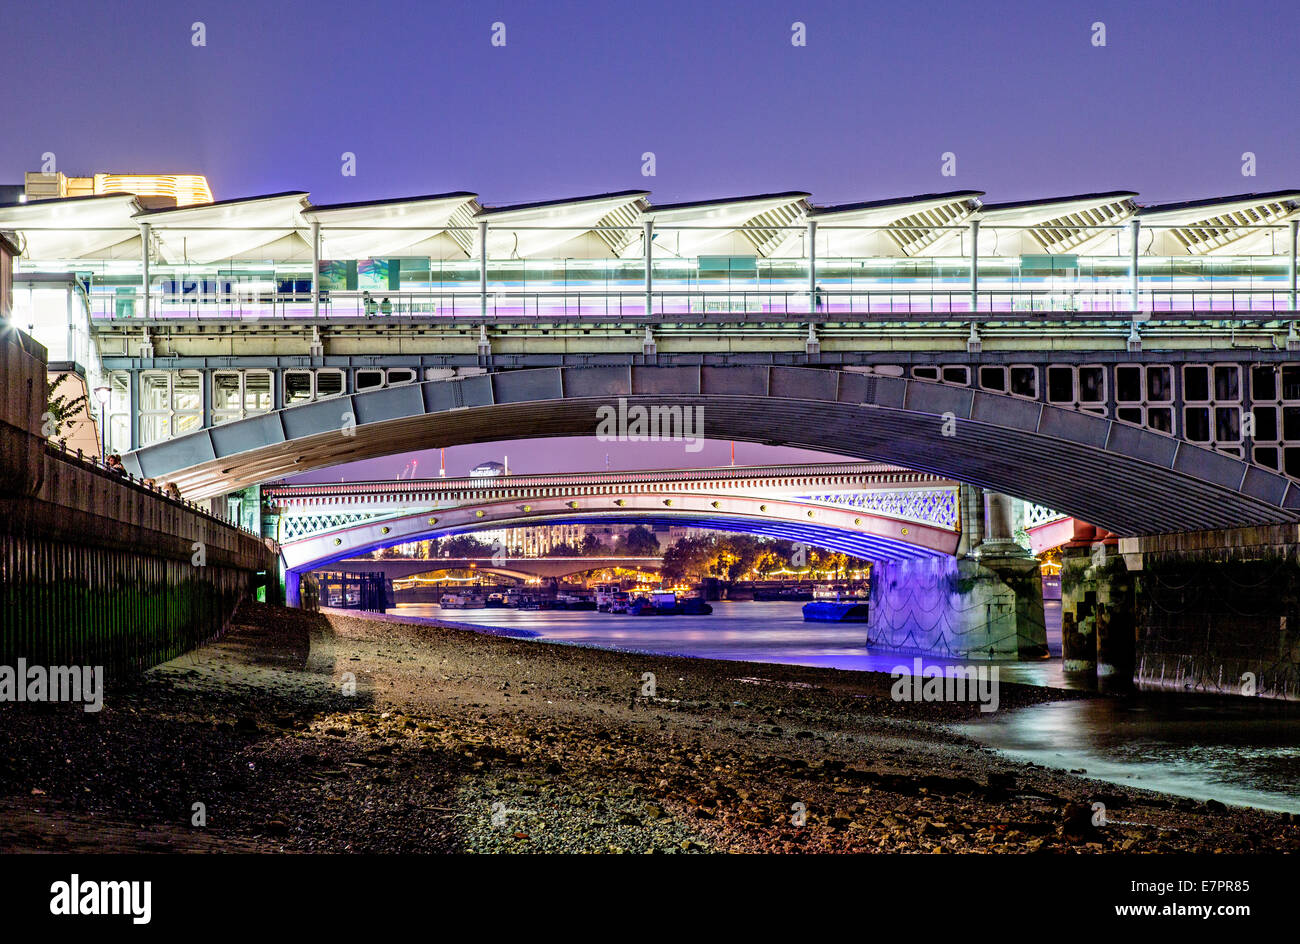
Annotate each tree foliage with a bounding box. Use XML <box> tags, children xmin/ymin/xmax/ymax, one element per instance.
<box><xmin>45</xmin><ymin>387</ymin><xmax>88</xmax><ymax>447</ymax></box>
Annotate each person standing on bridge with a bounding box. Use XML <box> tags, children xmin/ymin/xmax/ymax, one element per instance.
<box><xmin>362</xmin><ymin>291</ymin><xmax>377</xmax><ymax>317</ymax></box>
<box><xmin>380</xmin><ymin>296</ymin><xmax>393</xmax><ymax>316</ymax></box>
<box><xmin>814</xmin><ymin>284</ymin><xmax>825</xmax><ymax>312</ymax></box>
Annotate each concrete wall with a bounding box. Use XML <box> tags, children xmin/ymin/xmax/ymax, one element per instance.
<box><xmin>1</xmin><ymin>328</ymin><xmax>277</xmax><ymax>674</ymax></box>
<box><xmin>0</xmin><ymin>328</ymin><xmax>47</xmax><ymax>496</ymax></box>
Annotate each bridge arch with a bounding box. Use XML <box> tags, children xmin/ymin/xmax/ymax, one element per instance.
<box><xmin>125</xmin><ymin>365</ymin><xmax>1300</xmax><ymax>534</ymax></box>
<box><xmin>279</xmin><ymin>497</ymin><xmax>959</xmax><ymax>576</ymax></box>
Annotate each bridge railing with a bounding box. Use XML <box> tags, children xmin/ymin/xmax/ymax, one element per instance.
<box><xmin>260</xmin><ymin>462</ymin><xmax>939</xmax><ymax>502</ymax></box>
<box><xmin>82</xmin><ymin>286</ymin><xmax>1300</xmax><ymax>323</ymax></box>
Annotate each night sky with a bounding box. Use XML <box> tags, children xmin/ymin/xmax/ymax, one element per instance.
<box><xmin>6</xmin><ymin>0</ymin><xmax>1295</xmax><ymax>206</ymax></box>
<box><xmin>6</xmin><ymin>0</ymin><xmax>1296</xmax><ymax>479</ymax></box>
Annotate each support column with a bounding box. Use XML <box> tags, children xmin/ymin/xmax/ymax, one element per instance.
<box><xmin>128</xmin><ymin>369</ymin><xmax>139</xmax><ymax>451</ymax></box>
<box><xmin>1129</xmin><ymin>218</ymin><xmax>1141</xmax><ymax>310</ymax></box>
<box><xmin>968</xmin><ymin>219</ymin><xmax>979</xmax><ymax>313</ymax></box>
<box><xmin>956</xmin><ymin>483</ymin><xmax>985</xmax><ymax>556</ymax></box>
<box><xmin>1290</xmin><ymin>218</ymin><xmax>1298</xmax><ymax>312</ymax></box>
<box><xmin>310</xmin><ymin>220</ymin><xmax>321</xmax><ymax>319</ymax></box>
<box><xmin>807</xmin><ymin>219</ymin><xmax>817</xmax><ymax>314</ymax></box>
<box><xmin>644</xmin><ymin>219</ymin><xmax>653</xmax><ymax>317</ymax></box>
<box><xmin>140</xmin><ymin>221</ymin><xmax>151</xmax><ymax>319</ymax></box>
<box><xmin>976</xmin><ymin>490</ymin><xmax>1027</xmax><ymax>558</ymax></box>
<box><xmin>285</xmin><ymin>570</ymin><xmax>302</xmax><ymax>609</ymax></box>
<box><xmin>478</xmin><ymin>220</ymin><xmax>488</xmax><ymax>319</ymax></box>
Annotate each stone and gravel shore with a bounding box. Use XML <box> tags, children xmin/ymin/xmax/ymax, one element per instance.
<box><xmin>1</xmin><ymin>601</ymin><xmax>1296</xmax><ymax>854</ymax></box>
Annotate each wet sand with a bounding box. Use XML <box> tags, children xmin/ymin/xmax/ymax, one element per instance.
<box><xmin>0</xmin><ymin>602</ymin><xmax>1295</xmax><ymax>853</ymax></box>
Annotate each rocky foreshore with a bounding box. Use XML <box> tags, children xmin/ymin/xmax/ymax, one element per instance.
<box><xmin>1</xmin><ymin>602</ymin><xmax>1295</xmax><ymax>854</ymax></box>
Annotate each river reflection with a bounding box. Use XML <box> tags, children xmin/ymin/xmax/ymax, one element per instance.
<box><xmin>956</xmin><ymin>697</ymin><xmax>1300</xmax><ymax>813</ymax></box>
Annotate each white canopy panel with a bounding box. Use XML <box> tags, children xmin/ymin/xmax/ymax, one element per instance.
<box><xmin>643</xmin><ymin>192</ymin><xmax>811</xmax><ymax>259</ymax></box>
<box><xmin>138</xmin><ymin>192</ymin><xmax>309</xmax><ymax>265</ymax></box>
<box><xmin>805</xmin><ymin>192</ymin><xmax>983</xmax><ymax>258</ymax></box>
<box><xmin>1139</xmin><ymin>192</ymin><xmax>1300</xmax><ymax>256</ymax></box>
<box><xmin>479</xmin><ymin>191</ymin><xmax>649</xmax><ymax>259</ymax></box>
<box><xmin>976</xmin><ymin>192</ymin><xmax>1138</xmax><ymax>257</ymax></box>
<box><xmin>0</xmin><ymin>194</ymin><xmax>143</xmax><ymax>261</ymax></box>
<box><xmin>303</xmin><ymin>192</ymin><xmax>480</xmax><ymax>261</ymax></box>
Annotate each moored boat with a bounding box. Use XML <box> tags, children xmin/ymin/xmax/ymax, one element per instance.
<box><xmin>439</xmin><ymin>592</ymin><xmax>486</xmax><ymax>609</ymax></box>
<box><xmin>802</xmin><ymin>599</ymin><xmax>870</xmax><ymax>622</ymax></box>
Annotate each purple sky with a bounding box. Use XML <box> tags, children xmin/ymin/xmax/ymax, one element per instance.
<box><xmin>5</xmin><ymin>0</ymin><xmax>1297</xmax><ymax>207</ymax></box>
<box><xmin>288</xmin><ymin>438</ymin><xmax>854</xmax><ymax>483</ymax></box>
<box><xmin>7</xmin><ymin>0</ymin><xmax>1297</xmax><ymax>480</ymax></box>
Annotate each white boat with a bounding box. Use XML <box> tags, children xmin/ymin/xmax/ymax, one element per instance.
<box><xmin>439</xmin><ymin>592</ymin><xmax>486</xmax><ymax>609</ymax></box>
<box><xmin>593</xmin><ymin>583</ymin><xmax>622</xmax><ymax>612</ymax></box>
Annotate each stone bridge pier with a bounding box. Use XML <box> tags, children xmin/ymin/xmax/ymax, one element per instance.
<box><xmin>867</xmin><ymin>485</ymin><xmax>1048</xmax><ymax>661</ymax></box>
<box><xmin>1056</xmin><ymin>527</ymin><xmax>1300</xmax><ymax>699</ymax></box>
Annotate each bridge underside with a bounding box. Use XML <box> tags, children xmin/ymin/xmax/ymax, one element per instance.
<box><xmin>127</xmin><ymin>366</ymin><xmax>1300</xmax><ymax>534</ymax></box>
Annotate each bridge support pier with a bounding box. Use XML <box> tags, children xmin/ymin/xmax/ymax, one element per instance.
<box><xmin>867</xmin><ymin>554</ymin><xmax>1048</xmax><ymax>661</ymax></box>
<box><xmin>1119</xmin><ymin>527</ymin><xmax>1300</xmax><ymax>700</ymax></box>
<box><xmin>1055</xmin><ymin>526</ymin><xmax>1300</xmax><ymax>699</ymax></box>
<box><xmin>868</xmin><ymin>490</ymin><xmax>1047</xmax><ymax>660</ymax></box>
<box><xmin>1059</xmin><ymin>540</ymin><xmax>1136</xmax><ymax>692</ymax></box>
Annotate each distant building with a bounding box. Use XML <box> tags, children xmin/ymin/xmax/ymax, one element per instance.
<box><xmin>470</xmin><ymin>460</ymin><xmax>506</xmax><ymax>477</ymax></box>
<box><xmin>475</xmin><ymin>523</ymin><xmax>587</xmax><ymax>557</ymax></box>
<box><xmin>19</xmin><ymin>170</ymin><xmax>212</xmax><ymax>209</ymax></box>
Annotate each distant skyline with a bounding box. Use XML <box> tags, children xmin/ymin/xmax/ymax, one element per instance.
<box><xmin>3</xmin><ymin>0</ymin><xmax>1297</xmax><ymax>208</ymax></box>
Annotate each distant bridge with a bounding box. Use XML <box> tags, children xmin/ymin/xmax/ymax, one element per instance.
<box><xmin>265</xmin><ymin>462</ymin><xmax>962</xmax><ymax>600</ymax></box>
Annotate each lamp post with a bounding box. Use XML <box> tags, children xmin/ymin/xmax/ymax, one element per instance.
<box><xmin>93</xmin><ymin>385</ymin><xmax>110</xmax><ymax>459</ymax></box>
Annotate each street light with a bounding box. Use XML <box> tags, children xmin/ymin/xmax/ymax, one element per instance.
<box><xmin>93</xmin><ymin>385</ymin><xmax>110</xmax><ymax>459</ymax></box>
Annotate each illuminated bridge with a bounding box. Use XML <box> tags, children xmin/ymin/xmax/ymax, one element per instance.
<box><xmin>8</xmin><ymin>185</ymin><xmax>1300</xmax><ymax>533</ymax></box>
<box><xmin>265</xmin><ymin>462</ymin><xmax>963</xmax><ymax>586</ymax></box>
<box><xmin>8</xmin><ymin>183</ymin><xmax>1300</xmax><ymax>681</ymax></box>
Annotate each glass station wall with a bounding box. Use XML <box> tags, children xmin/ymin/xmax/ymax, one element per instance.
<box><xmin>18</xmin><ymin>236</ymin><xmax>1297</xmax><ymax>321</ymax></box>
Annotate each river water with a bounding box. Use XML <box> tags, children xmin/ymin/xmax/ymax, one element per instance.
<box><xmin>389</xmin><ymin>599</ymin><xmax>1300</xmax><ymax>812</ymax></box>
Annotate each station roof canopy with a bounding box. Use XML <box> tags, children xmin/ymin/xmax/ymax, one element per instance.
<box><xmin>0</xmin><ymin>193</ymin><xmax>144</xmax><ymax>260</ymax></box>
<box><xmin>478</xmin><ymin>191</ymin><xmax>650</xmax><ymax>260</ymax></box>
<box><xmin>135</xmin><ymin>191</ymin><xmax>311</xmax><ymax>264</ymax></box>
<box><xmin>643</xmin><ymin>192</ymin><xmax>812</xmax><ymax>258</ymax></box>
<box><xmin>477</xmin><ymin>190</ymin><xmax>650</xmax><ymax>258</ymax></box>
<box><xmin>4</xmin><ymin>186</ymin><xmax>1300</xmax><ymax>263</ymax></box>
<box><xmin>303</xmin><ymin>192</ymin><xmax>481</xmax><ymax>260</ymax></box>
<box><xmin>977</xmin><ymin>191</ymin><xmax>1139</xmax><ymax>255</ymax></box>
<box><xmin>1137</xmin><ymin>191</ymin><xmax>1300</xmax><ymax>255</ymax></box>
<box><xmin>807</xmin><ymin>191</ymin><xmax>984</xmax><ymax>257</ymax></box>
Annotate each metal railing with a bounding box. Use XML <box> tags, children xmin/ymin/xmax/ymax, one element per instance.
<box><xmin>82</xmin><ymin>285</ymin><xmax>1300</xmax><ymax>324</ymax></box>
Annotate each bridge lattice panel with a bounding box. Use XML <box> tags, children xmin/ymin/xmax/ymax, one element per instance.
<box><xmin>798</xmin><ymin>488</ymin><xmax>959</xmax><ymax>530</ymax></box>
<box><xmin>278</xmin><ymin>512</ymin><xmax>393</xmax><ymax>543</ymax></box>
